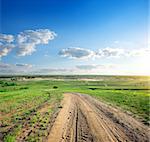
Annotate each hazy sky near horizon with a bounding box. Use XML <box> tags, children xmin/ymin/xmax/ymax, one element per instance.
<box><xmin>0</xmin><ymin>0</ymin><xmax>149</xmax><ymax>75</ymax></box>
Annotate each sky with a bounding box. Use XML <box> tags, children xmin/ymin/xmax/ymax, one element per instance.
<box><xmin>0</xmin><ymin>0</ymin><xmax>149</xmax><ymax>75</ymax></box>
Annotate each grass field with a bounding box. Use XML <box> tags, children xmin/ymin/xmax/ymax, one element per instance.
<box><xmin>0</xmin><ymin>80</ymin><xmax>63</xmax><ymax>141</ymax></box>
<box><xmin>0</xmin><ymin>75</ymin><xmax>149</xmax><ymax>141</ymax></box>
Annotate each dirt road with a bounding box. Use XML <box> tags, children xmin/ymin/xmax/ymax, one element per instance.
<box><xmin>48</xmin><ymin>93</ymin><xmax>149</xmax><ymax>142</ymax></box>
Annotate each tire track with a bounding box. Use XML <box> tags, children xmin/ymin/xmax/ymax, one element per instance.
<box><xmin>47</xmin><ymin>93</ymin><xmax>149</xmax><ymax>142</ymax></box>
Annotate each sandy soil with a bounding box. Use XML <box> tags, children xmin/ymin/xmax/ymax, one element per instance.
<box><xmin>47</xmin><ymin>93</ymin><xmax>149</xmax><ymax>142</ymax></box>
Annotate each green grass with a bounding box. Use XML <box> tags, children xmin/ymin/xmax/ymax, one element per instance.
<box><xmin>0</xmin><ymin>80</ymin><xmax>63</xmax><ymax>141</ymax></box>
<box><xmin>58</xmin><ymin>78</ymin><xmax>149</xmax><ymax>124</ymax></box>
<box><xmin>4</xmin><ymin>134</ymin><xmax>16</xmax><ymax>142</ymax></box>
<box><xmin>0</xmin><ymin>76</ymin><xmax>149</xmax><ymax>141</ymax></box>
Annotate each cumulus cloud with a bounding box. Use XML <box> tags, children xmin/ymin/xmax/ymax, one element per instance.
<box><xmin>96</xmin><ymin>47</ymin><xmax>124</xmax><ymax>58</ymax></box>
<box><xmin>76</xmin><ymin>64</ymin><xmax>116</xmax><ymax>70</ymax></box>
<box><xmin>16</xmin><ymin>29</ymin><xmax>57</xmax><ymax>56</ymax></box>
<box><xmin>0</xmin><ymin>63</ymin><xmax>32</xmax><ymax>68</ymax></box>
<box><xmin>59</xmin><ymin>47</ymin><xmax>150</xmax><ymax>60</ymax></box>
<box><xmin>0</xmin><ymin>63</ymin><xmax>11</xmax><ymax>68</ymax></box>
<box><xmin>0</xmin><ymin>64</ymin><xmax>115</xmax><ymax>75</ymax></box>
<box><xmin>59</xmin><ymin>47</ymin><xmax>124</xmax><ymax>59</ymax></box>
<box><xmin>0</xmin><ymin>34</ymin><xmax>14</xmax><ymax>43</ymax></box>
<box><xmin>128</xmin><ymin>48</ymin><xmax>150</xmax><ymax>57</ymax></box>
<box><xmin>59</xmin><ymin>47</ymin><xmax>95</xmax><ymax>59</ymax></box>
<box><xmin>0</xmin><ymin>44</ymin><xmax>15</xmax><ymax>58</ymax></box>
<box><xmin>0</xmin><ymin>34</ymin><xmax>15</xmax><ymax>58</ymax></box>
<box><xmin>74</xmin><ymin>64</ymin><xmax>117</xmax><ymax>75</ymax></box>
<box><xmin>34</xmin><ymin>68</ymin><xmax>73</xmax><ymax>74</ymax></box>
<box><xmin>0</xmin><ymin>63</ymin><xmax>74</xmax><ymax>75</ymax></box>
<box><xmin>0</xmin><ymin>29</ymin><xmax>57</xmax><ymax>58</ymax></box>
<box><xmin>0</xmin><ymin>63</ymin><xmax>33</xmax><ymax>74</ymax></box>
<box><xmin>15</xmin><ymin>63</ymin><xmax>33</xmax><ymax>68</ymax></box>
<box><xmin>76</xmin><ymin>64</ymin><xmax>103</xmax><ymax>70</ymax></box>
<box><xmin>98</xmin><ymin>47</ymin><xmax>150</xmax><ymax>58</ymax></box>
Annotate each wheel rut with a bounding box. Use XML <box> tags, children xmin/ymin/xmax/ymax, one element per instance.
<box><xmin>47</xmin><ymin>93</ymin><xmax>149</xmax><ymax>142</ymax></box>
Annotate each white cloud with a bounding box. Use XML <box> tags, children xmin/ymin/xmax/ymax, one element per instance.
<box><xmin>59</xmin><ymin>47</ymin><xmax>124</xmax><ymax>59</ymax></box>
<box><xmin>34</xmin><ymin>68</ymin><xmax>73</xmax><ymax>74</ymax></box>
<box><xmin>0</xmin><ymin>29</ymin><xmax>57</xmax><ymax>58</ymax></box>
<box><xmin>76</xmin><ymin>64</ymin><xmax>104</xmax><ymax>70</ymax></box>
<box><xmin>0</xmin><ymin>34</ymin><xmax>15</xmax><ymax>58</ymax></box>
<box><xmin>128</xmin><ymin>48</ymin><xmax>150</xmax><ymax>57</ymax></box>
<box><xmin>76</xmin><ymin>64</ymin><xmax>116</xmax><ymax>70</ymax></box>
<box><xmin>0</xmin><ymin>63</ymin><xmax>11</xmax><ymax>68</ymax></box>
<box><xmin>15</xmin><ymin>63</ymin><xmax>33</xmax><ymax>68</ymax></box>
<box><xmin>0</xmin><ymin>63</ymin><xmax>33</xmax><ymax>68</ymax></box>
<box><xmin>59</xmin><ymin>47</ymin><xmax>150</xmax><ymax>60</ymax></box>
<box><xmin>0</xmin><ymin>63</ymin><xmax>33</xmax><ymax>74</ymax></box>
<box><xmin>17</xmin><ymin>29</ymin><xmax>57</xmax><ymax>56</ymax></box>
<box><xmin>0</xmin><ymin>62</ymin><xmax>149</xmax><ymax>75</ymax></box>
<box><xmin>0</xmin><ymin>34</ymin><xmax>14</xmax><ymax>43</ymax></box>
<box><xmin>0</xmin><ymin>33</ymin><xmax>15</xmax><ymax>58</ymax></box>
<box><xmin>96</xmin><ymin>47</ymin><xmax>124</xmax><ymax>58</ymax></box>
<box><xmin>0</xmin><ymin>63</ymin><xmax>73</xmax><ymax>75</ymax></box>
<box><xmin>59</xmin><ymin>47</ymin><xmax>95</xmax><ymax>59</ymax></box>
<box><xmin>0</xmin><ymin>44</ymin><xmax>15</xmax><ymax>58</ymax></box>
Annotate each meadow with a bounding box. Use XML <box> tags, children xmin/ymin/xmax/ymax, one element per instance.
<box><xmin>0</xmin><ymin>75</ymin><xmax>149</xmax><ymax>141</ymax></box>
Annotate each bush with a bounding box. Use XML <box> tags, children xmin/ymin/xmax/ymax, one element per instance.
<box><xmin>4</xmin><ymin>135</ymin><xmax>15</xmax><ymax>142</ymax></box>
<box><xmin>19</xmin><ymin>87</ymin><xmax>29</xmax><ymax>90</ymax></box>
<box><xmin>0</xmin><ymin>80</ymin><xmax>4</xmax><ymax>84</ymax></box>
<box><xmin>1</xmin><ymin>82</ymin><xmax>17</xmax><ymax>87</ymax></box>
<box><xmin>53</xmin><ymin>86</ymin><xmax>58</xmax><ymax>89</ymax></box>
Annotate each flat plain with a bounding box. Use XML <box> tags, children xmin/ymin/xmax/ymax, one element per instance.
<box><xmin>0</xmin><ymin>75</ymin><xmax>149</xmax><ymax>142</ymax></box>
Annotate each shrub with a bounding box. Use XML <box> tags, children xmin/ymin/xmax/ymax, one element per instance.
<box><xmin>4</xmin><ymin>135</ymin><xmax>15</xmax><ymax>142</ymax></box>
<box><xmin>53</xmin><ymin>86</ymin><xmax>58</xmax><ymax>89</ymax></box>
<box><xmin>2</xmin><ymin>82</ymin><xmax>17</xmax><ymax>87</ymax></box>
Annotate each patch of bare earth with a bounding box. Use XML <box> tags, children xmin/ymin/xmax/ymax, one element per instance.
<box><xmin>16</xmin><ymin>102</ymin><xmax>60</xmax><ymax>141</ymax></box>
<box><xmin>47</xmin><ymin>93</ymin><xmax>149</xmax><ymax>142</ymax></box>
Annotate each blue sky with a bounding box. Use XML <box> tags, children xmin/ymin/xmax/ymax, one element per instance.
<box><xmin>0</xmin><ymin>0</ymin><xmax>149</xmax><ymax>75</ymax></box>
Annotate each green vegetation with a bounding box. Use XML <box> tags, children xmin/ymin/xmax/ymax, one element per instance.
<box><xmin>0</xmin><ymin>75</ymin><xmax>149</xmax><ymax>141</ymax></box>
<box><xmin>0</xmin><ymin>80</ymin><xmax>63</xmax><ymax>141</ymax></box>
<box><xmin>4</xmin><ymin>135</ymin><xmax>16</xmax><ymax>142</ymax></box>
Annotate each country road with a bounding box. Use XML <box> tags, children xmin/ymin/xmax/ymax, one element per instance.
<box><xmin>48</xmin><ymin>93</ymin><xmax>149</xmax><ymax>142</ymax></box>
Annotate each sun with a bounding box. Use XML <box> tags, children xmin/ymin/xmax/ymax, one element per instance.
<box><xmin>136</xmin><ymin>55</ymin><xmax>150</xmax><ymax>75</ymax></box>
